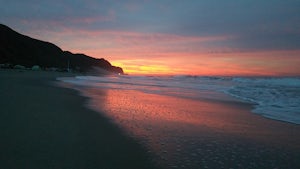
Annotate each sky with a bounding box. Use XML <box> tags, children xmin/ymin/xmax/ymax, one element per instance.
<box><xmin>1</xmin><ymin>0</ymin><xmax>300</xmax><ymax>76</ymax></box>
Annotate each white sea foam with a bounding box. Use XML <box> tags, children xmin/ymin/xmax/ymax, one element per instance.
<box><xmin>58</xmin><ymin>75</ymin><xmax>300</xmax><ymax>124</ymax></box>
<box><xmin>228</xmin><ymin>77</ymin><xmax>300</xmax><ymax>124</ymax></box>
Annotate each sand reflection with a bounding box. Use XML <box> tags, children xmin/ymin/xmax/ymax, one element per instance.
<box><xmin>84</xmin><ymin>89</ymin><xmax>263</xmax><ymax>134</ymax></box>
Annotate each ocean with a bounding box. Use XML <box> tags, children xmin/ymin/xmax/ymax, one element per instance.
<box><xmin>59</xmin><ymin>75</ymin><xmax>300</xmax><ymax>125</ymax></box>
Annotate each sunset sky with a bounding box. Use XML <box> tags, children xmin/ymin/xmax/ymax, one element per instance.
<box><xmin>1</xmin><ymin>0</ymin><xmax>300</xmax><ymax>76</ymax></box>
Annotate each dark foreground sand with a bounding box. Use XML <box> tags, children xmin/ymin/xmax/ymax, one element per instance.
<box><xmin>0</xmin><ymin>70</ymin><xmax>159</xmax><ymax>169</ymax></box>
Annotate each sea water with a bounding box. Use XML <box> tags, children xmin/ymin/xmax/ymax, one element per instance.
<box><xmin>58</xmin><ymin>75</ymin><xmax>300</xmax><ymax>124</ymax></box>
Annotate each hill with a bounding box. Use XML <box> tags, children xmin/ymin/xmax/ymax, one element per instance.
<box><xmin>0</xmin><ymin>24</ymin><xmax>123</xmax><ymax>74</ymax></box>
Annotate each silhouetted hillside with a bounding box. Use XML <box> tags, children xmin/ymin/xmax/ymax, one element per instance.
<box><xmin>0</xmin><ymin>24</ymin><xmax>123</xmax><ymax>74</ymax></box>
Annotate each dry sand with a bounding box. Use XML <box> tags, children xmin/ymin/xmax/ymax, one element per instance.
<box><xmin>0</xmin><ymin>70</ymin><xmax>159</xmax><ymax>169</ymax></box>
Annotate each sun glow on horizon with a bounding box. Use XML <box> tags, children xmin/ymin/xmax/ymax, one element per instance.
<box><xmin>111</xmin><ymin>50</ymin><xmax>300</xmax><ymax>76</ymax></box>
<box><xmin>112</xmin><ymin>60</ymin><xmax>183</xmax><ymax>75</ymax></box>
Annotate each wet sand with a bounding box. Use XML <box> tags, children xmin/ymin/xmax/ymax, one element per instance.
<box><xmin>0</xmin><ymin>70</ymin><xmax>159</xmax><ymax>169</ymax></box>
<box><xmin>78</xmin><ymin>88</ymin><xmax>300</xmax><ymax>169</ymax></box>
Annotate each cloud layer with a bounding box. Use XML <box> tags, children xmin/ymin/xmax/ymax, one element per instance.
<box><xmin>1</xmin><ymin>0</ymin><xmax>300</xmax><ymax>75</ymax></box>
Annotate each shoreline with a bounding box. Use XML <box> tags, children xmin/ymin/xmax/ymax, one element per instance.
<box><xmin>58</xmin><ymin>74</ymin><xmax>300</xmax><ymax>126</ymax></box>
<box><xmin>0</xmin><ymin>70</ymin><xmax>159</xmax><ymax>169</ymax></box>
<box><xmin>80</xmin><ymin>88</ymin><xmax>300</xmax><ymax>146</ymax></box>
<box><xmin>70</xmin><ymin>86</ymin><xmax>300</xmax><ymax>169</ymax></box>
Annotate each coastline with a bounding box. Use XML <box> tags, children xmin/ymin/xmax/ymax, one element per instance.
<box><xmin>2</xmin><ymin>70</ymin><xmax>300</xmax><ymax>169</ymax></box>
<box><xmin>0</xmin><ymin>70</ymin><xmax>158</xmax><ymax>169</ymax></box>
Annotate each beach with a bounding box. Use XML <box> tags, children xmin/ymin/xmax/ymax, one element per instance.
<box><xmin>1</xmin><ymin>70</ymin><xmax>300</xmax><ymax>169</ymax></box>
<box><xmin>78</xmin><ymin>87</ymin><xmax>300</xmax><ymax>169</ymax></box>
<box><xmin>0</xmin><ymin>70</ymin><xmax>158</xmax><ymax>169</ymax></box>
